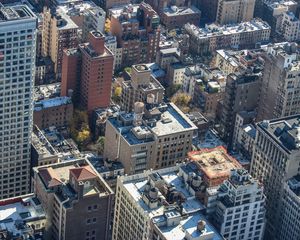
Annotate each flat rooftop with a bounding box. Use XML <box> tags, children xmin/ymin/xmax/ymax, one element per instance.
<box><xmin>153</xmin><ymin>212</ymin><xmax>223</xmax><ymax>240</ymax></box>
<box><xmin>185</xmin><ymin>19</ymin><xmax>270</xmax><ymax>39</ymax></box>
<box><xmin>120</xmin><ymin>165</ymin><xmax>223</xmax><ymax>239</ymax></box>
<box><xmin>35</xmin><ymin>96</ymin><xmax>72</xmax><ymax>111</ymax></box>
<box><xmin>258</xmin><ymin>115</ymin><xmax>300</xmax><ymax>153</ymax></box>
<box><xmin>188</xmin><ymin>147</ymin><xmax>241</xmax><ymax>180</ymax></box>
<box><xmin>32</xmin><ymin>125</ymin><xmax>58</xmax><ymax>158</ymax></box>
<box><xmin>150</xmin><ymin>103</ymin><xmax>197</xmax><ymax>136</ymax></box>
<box><xmin>34</xmin><ymin>83</ymin><xmax>61</xmax><ymax>101</ymax></box>
<box><xmin>109</xmin><ymin>103</ymin><xmax>197</xmax><ymax>145</ymax></box>
<box><xmin>0</xmin><ymin>5</ymin><xmax>36</xmax><ymax>22</ymax></box>
<box><xmin>0</xmin><ymin>195</ymin><xmax>46</xmax><ymax>237</ymax></box>
<box><xmin>163</xmin><ymin>6</ymin><xmax>200</xmax><ymax>16</ymax></box>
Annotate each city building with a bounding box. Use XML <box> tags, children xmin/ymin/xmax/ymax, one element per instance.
<box><xmin>155</xmin><ymin>47</ymin><xmax>180</xmax><ymax>71</ymax></box>
<box><xmin>188</xmin><ymin>147</ymin><xmax>242</xmax><ymax>187</ymax></box>
<box><xmin>192</xmin><ymin>68</ymin><xmax>226</xmax><ymax>121</ymax></box>
<box><xmin>61</xmin><ymin>31</ymin><xmax>114</xmax><ymax>113</ymax></box>
<box><xmin>220</xmin><ymin>72</ymin><xmax>261</xmax><ymax>149</ymax></box>
<box><xmin>112</xmin><ymin>164</ymin><xmax>223</xmax><ymax>240</ymax></box>
<box><xmin>42</xmin><ymin>7</ymin><xmax>79</xmax><ymax>79</ymax></box>
<box><xmin>194</xmin><ymin>0</ymin><xmax>219</xmax><ymax>23</ymax></box>
<box><xmin>0</xmin><ymin>5</ymin><xmax>37</xmax><ymax>199</ymax></box>
<box><xmin>35</xmin><ymin>56</ymin><xmax>54</xmax><ymax>85</ymax></box>
<box><xmin>32</xmin><ymin>158</ymin><xmax>114</xmax><ymax>240</ymax></box>
<box><xmin>211</xmin><ymin>169</ymin><xmax>266</xmax><ymax>240</ymax></box>
<box><xmin>109</xmin><ymin>3</ymin><xmax>160</xmax><ymax>66</ymax></box>
<box><xmin>104</xmin><ymin>101</ymin><xmax>197</xmax><ymax>174</ymax></box>
<box><xmin>166</xmin><ymin>62</ymin><xmax>185</xmax><ymax>85</ymax></box>
<box><xmin>36</xmin><ymin>126</ymin><xmax>81</xmax><ymax>162</ymax></box>
<box><xmin>34</xmin><ymin>83</ymin><xmax>61</xmax><ymax>101</ymax></box>
<box><xmin>91</xmin><ymin>0</ymin><xmax>130</xmax><ymax>10</ymax></box>
<box><xmin>184</xmin><ymin>19</ymin><xmax>271</xmax><ymax>56</ymax></box>
<box><xmin>257</xmin><ymin>42</ymin><xmax>300</xmax><ymax>121</ymax></box>
<box><xmin>160</xmin><ymin>5</ymin><xmax>201</xmax><ymax>29</ymax></box>
<box><xmin>250</xmin><ymin>115</ymin><xmax>300</xmax><ymax>239</ymax></box>
<box><xmin>216</xmin><ymin>0</ymin><xmax>255</xmax><ymax>25</ymax></box>
<box><xmin>86</xmin><ymin>154</ymin><xmax>124</xmax><ymax>189</ymax></box>
<box><xmin>33</xmin><ymin>96</ymin><xmax>73</xmax><ymax>129</ymax></box>
<box><xmin>31</xmin><ymin>125</ymin><xmax>59</xmax><ymax>169</ymax></box>
<box><xmin>255</xmin><ymin>0</ymin><xmax>297</xmax><ymax>36</ymax></box>
<box><xmin>57</xmin><ymin>1</ymin><xmax>106</xmax><ymax>41</ymax></box>
<box><xmin>278</xmin><ymin>11</ymin><xmax>300</xmax><ymax>41</ymax></box>
<box><xmin>279</xmin><ymin>175</ymin><xmax>300</xmax><ymax>240</ymax></box>
<box><xmin>120</xmin><ymin>64</ymin><xmax>165</xmax><ymax>112</ymax></box>
<box><xmin>0</xmin><ymin>194</ymin><xmax>46</xmax><ymax>239</ymax></box>
<box><xmin>232</xmin><ymin>111</ymin><xmax>256</xmax><ymax>157</ymax></box>
<box><xmin>215</xmin><ymin>48</ymin><xmax>265</xmax><ymax>76</ymax></box>
<box><xmin>105</xmin><ymin>35</ymin><xmax>123</xmax><ymax>71</ymax></box>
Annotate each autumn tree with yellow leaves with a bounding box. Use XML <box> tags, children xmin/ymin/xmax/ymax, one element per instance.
<box><xmin>69</xmin><ymin>110</ymin><xmax>91</xmax><ymax>147</ymax></box>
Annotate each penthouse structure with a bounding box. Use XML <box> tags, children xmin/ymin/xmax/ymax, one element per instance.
<box><xmin>109</xmin><ymin>3</ymin><xmax>160</xmax><ymax>66</ymax></box>
<box><xmin>257</xmin><ymin>42</ymin><xmax>300</xmax><ymax>121</ymax></box>
<box><xmin>188</xmin><ymin>147</ymin><xmax>242</xmax><ymax>187</ymax></box>
<box><xmin>112</xmin><ymin>164</ymin><xmax>223</xmax><ymax>240</ymax></box>
<box><xmin>250</xmin><ymin>115</ymin><xmax>300</xmax><ymax>239</ymax></box>
<box><xmin>184</xmin><ymin>19</ymin><xmax>271</xmax><ymax>56</ymax></box>
<box><xmin>104</xmin><ymin>101</ymin><xmax>197</xmax><ymax>174</ymax></box>
<box><xmin>32</xmin><ymin>159</ymin><xmax>114</xmax><ymax>240</ymax></box>
<box><xmin>0</xmin><ymin>5</ymin><xmax>37</xmax><ymax>199</ymax></box>
<box><xmin>120</xmin><ymin>64</ymin><xmax>165</xmax><ymax>112</ymax></box>
<box><xmin>91</xmin><ymin>0</ymin><xmax>130</xmax><ymax>10</ymax></box>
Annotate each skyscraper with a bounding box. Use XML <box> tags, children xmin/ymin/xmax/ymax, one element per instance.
<box><xmin>0</xmin><ymin>5</ymin><xmax>37</xmax><ymax>199</ymax></box>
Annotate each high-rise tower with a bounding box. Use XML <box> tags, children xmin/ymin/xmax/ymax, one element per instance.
<box><xmin>0</xmin><ymin>5</ymin><xmax>37</xmax><ymax>199</ymax></box>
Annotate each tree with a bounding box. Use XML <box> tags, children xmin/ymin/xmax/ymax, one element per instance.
<box><xmin>171</xmin><ymin>93</ymin><xmax>192</xmax><ymax>113</ymax></box>
<box><xmin>105</xmin><ymin>18</ymin><xmax>111</xmax><ymax>33</ymax></box>
<box><xmin>69</xmin><ymin>110</ymin><xmax>91</xmax><ymax>147</ymax></box>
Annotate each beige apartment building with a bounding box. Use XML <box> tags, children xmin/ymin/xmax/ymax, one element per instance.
<box><xmin>257</xmin><ymin>42</ymin><xmax>300</xmax><ymax>121</ymax></box>
<box><xmin>103</xmin><ymin>101</ymin><xmax>197</xmax><ymax>174</ymax></box>
<box><xmin>216</xmin><ymin>0</ymin><xmax>255</xmax><ymax>25</ymax></box>
<box><xmin>42</xmin><ymin>7</ymin><xmax>78</xmax><ymax>79</ymax></box>
<box><xmin>120</xmin><ymin>64</ymin><xmax>165</xmax><ymax>112</ymax></box>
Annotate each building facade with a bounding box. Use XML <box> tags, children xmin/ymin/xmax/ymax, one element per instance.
<box><xmin>33</xmin><ymin>159</ymin><xmax>114</xmax><ymax>240</ymax></box>
<box><xmin>216</xmin><ymin>0</ymin><xmax>255</xmax><ymax>25</ymax></box>
<box><xmin>0</xmin><ymin>5</ymin><xmax>37</xmax><ymax>199</ymax></box>
<box><xmin>250</xmin><ymin>115</ymin><xmax>300</xmax><ymax>239</ymax></box>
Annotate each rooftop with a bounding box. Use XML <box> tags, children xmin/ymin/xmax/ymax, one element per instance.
<box><xmin>185</xmin><ymin>19</ymin><xmax>270</xmax><ymax>39</ymax></box>
<box><xmin>0</xmin><ymin>5</ymin><xmax>36</xmax><ymax>22</ymax></box>
<box><xmin>0</xmin><ymin>194</ymin><xmax>46</xmax><ymax>239</ymax></box>
<box><xmin>36</xmin><ymin>159</ymin><xmax>113</xmax><ymax>205</ymax></box>
<box><xmin>34</xmin><ymin>96</ymin><xmax>72</xmax><ymax>111</ymax></box>
<box><xmin>257</xmin><ymin>114</ymin><xmax>300</xmax><ymax>153</ymax></box>
<box><xmin>109</xmin><ymin>103</ymin><xmax>197</xmax><ymax>145</ymax></box>
<box><xmin>120</xmin><ymin>165</ymin><xmax>223</xmax><ymax>239</ymax></box>
<box><xmin>41</xmin><ymin>126</ymin><xmax>81</xmax><ymax>161</ymax></box>
<box><xmin>188</xmin><ymin>147</ymin><xmax>242</xmax><ymax>181</ymax></box>
<box><xmin>163</xmin><ymin>5</ymin><xmax>200</xmax><ymax>16</ymax></box>
<box><xmin>34</xmin><ymin>83</ymin><xmax>61</xmax><ymax>101</ymax></box>
<box><xmin>32</xmin><ymin>125</ymin><xmax>58</xmax><ymax>159</ymax></box>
